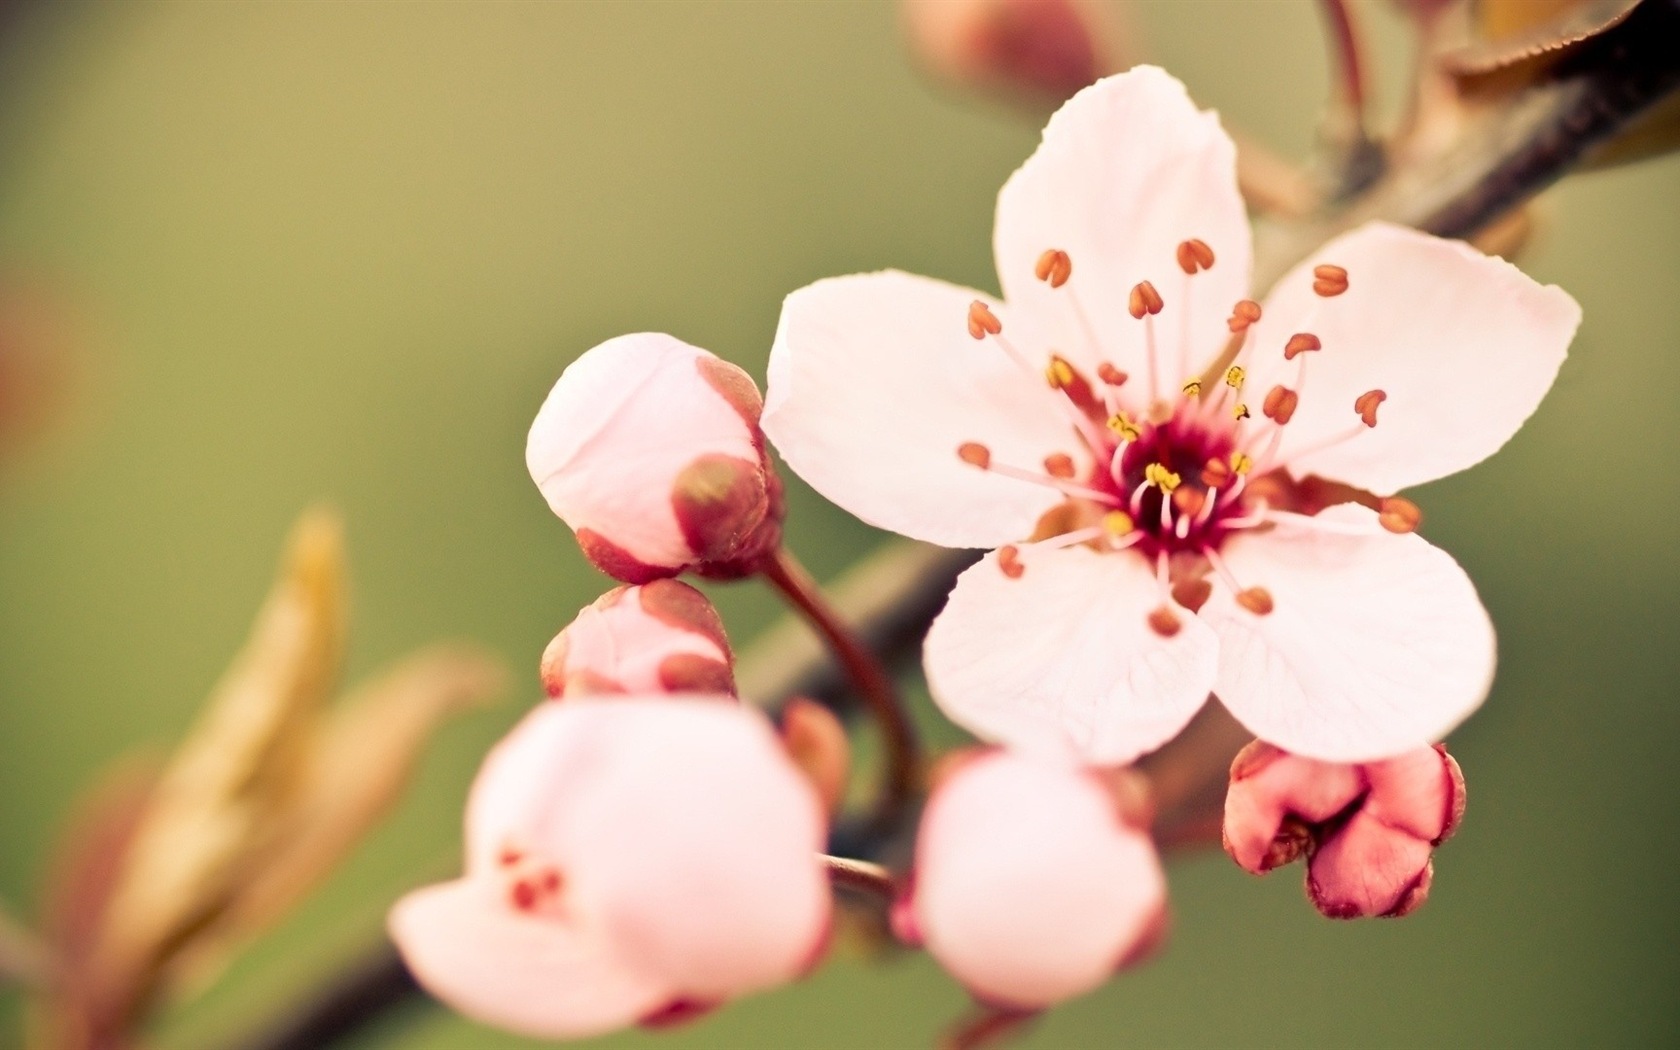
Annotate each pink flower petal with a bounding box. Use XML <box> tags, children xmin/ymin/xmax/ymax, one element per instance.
<box><xmin>389</xmin><ymin>879</ymin><xmax>667</xmax><ymax>1040</ymax></box>
<box><xmin>924</xmin><ymin>544</ymin><xmax>1218</xmax><ymax>764</ymax></box>
<box><xmin>1202</xmin><ymin>506</ymin><xmax>1496</xmax><ymax>762</ymax></box>
<box><xmin>1247</xmin><ymin>222</ymin><xmax>1581</xmax><ymax>494</ymax></box>
<box><xmin>913</xmin><ymin>751</ymin><xmax>1165</xmax><ymax>1009</ymax></box>
<box><xmin>1223</xmin><ymin>747</ymin><xmax>1363</xmax><ymax>874</ymax></box>
<box><xmin>526</xmin><ymin>333</ymin><xmax>766</xmax><ymax>571</ymax></box>
<box><xmin>993</xmin><ymin>66</ymin><xmax>1250</xmax><ymax>392</ymax></box>
<box><xmin>1306</xmin><ymin>809</ymin><xmax>1435</xmax><ymax>919</ymax></box>
<box><xmin>1363</xmin><ymin>745</ymin><xmax>1457</xmax><ymax>843</ymax></box>
<box><xmin>764</xmin><ymin>271</ymin><xmax>1081</xmax><ymax>548</ymax></box>
<box><xmin>540</xmin><ymin>581</ymin><xmax>734</xmax><ymax>698</ymax></box>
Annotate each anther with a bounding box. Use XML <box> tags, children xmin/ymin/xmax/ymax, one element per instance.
<box><xmin>967</xmin><ymin>300</ymin><xmax>1003</xmax><ymax>339</ymax></box>
<box><xmin>1230</xmin><ymin>451</ymin><xmax>1253</xmax><ymax>475</ymax></box>
<box><xmin>498</xmin><ymin>847</ymin><xmax>523</xmax><ymax>867</ymax></box>
<box><xmin>1035</xmin><ymin>249</ymin><xmax>1072</xmax><ymax>288</ymax></box>
<box><xmin>1312</xmin><ymin>264</ymin><xmax>1350</xmax><ymax>297</ymax></box>
<box><xmin>1355</xmin><ymin>389</ymin><xmax>1387</xmax><ymax>427</ymax></box>
<box><xmin>1176</xmin><ymin>238</ymin><xmax>1215</xmax><ymax>274</ymax></box>
<box><xmin>1171</xmin><ymin>576</ymin><xmax>1213</xmax><ymax>613</ymax></box>
<box><xmin>1172</xmin><ymin>487</ymin><xmax>1206</xmax><ymax>519</ymax></box>
<box><xmin>1225</xmin><ymin>366</ymin><xmax>1246</xmax><ymax>390</ymax></box>
<box><xmin>957</xmin><ymin>442</ymin><xmax>991</xmax><ymax>469</ymax></box>
<box><xmin>1227</xmin><ymin>299</ymin><xmax>1262</xmax><ymax>333</ymax></box>
<box><xmin>1107</xmin><ymin>413</ymin><xmax>1141</xmax><ymax>442</ymax></box>
<box><xmin>510</xmin><ymin>879</ymin><xmax>539</xmax><ymax>912</ymax></box>
<box><xmin>1233</xmin><ymin>402</ymin><xmax>1250</xmax><ymax>421</ymax></box>
<box><xmin>1128</xmin><ymin>280</ymin><xmax>1164</xmax><ymax>319</ymax></box>
<box><xmin>1236</xmin><ymin>587</ymin><xmax>1275</xmax><ymax>615</ymax></box>
<box><xmin>1263</xmin><ymin>384</ymin><xmax>1299</xmax><ymax>424</ymax></box>
<box><xmin>1181</xmin><ymin>379</ymin><xmax>1202</xmax><ymax>398</ymax></box>
<box><xmin>1378</xmin><ymin>496</ymin><xmax>1422</xmax><ymax>534</ymax></box>
<box><xmin>540</xmin><ymin>869</ymin><xmax>562</xmax><ymax>893</ymax></box>
<box><xmin>1147</xmin><ymin>606</ymin><xmax>1182</xmax><ymax>638</ymax></box>
<box><xmin>1283</xmin><ymin>333</ymin><xmax>1322</xmax><ymax>360</ymax></box>
<box><xmin>1103</xmin><ymin>510</ymin><xmax>1135</xmax><ymax>536</ymax></box>
<box><xmin>1045</xmin><ymin>356</ymin><xmax>1075</xmax><ymax>389</ymax></box>
<box><xmin>1097</xmin><ymin>362</ymin><xmax>1129</xmax><ymax>386</ymax></box>
<box><xmin>1043</xmin><ymin>453</ymin><xmax>1076</xmax><ymax>479</ymax></box>
<box><xmin>1201</xmin><ymin>458</ymin><xmax>1233</xmax><ymax>487</ymax></box>
<box><xmin>997</xmin><ymin>544</ymin><xmax>1025</xmax><ymax>579</ymax></box>
<box><xmin>1145</xmin><ymin>462</ymin><xmax>1181</xmax><ymax>492</ymax></box>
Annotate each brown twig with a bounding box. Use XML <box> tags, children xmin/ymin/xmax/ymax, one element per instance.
<box><xmin>939</xmin><ymin>1004</ymin><xmax>1040</xmax><ymax>1050</ymax></box>
<box><xmin>824</xmin><ymin>854</ymin><xmax>896</xmax><ymax>903</ymax></box>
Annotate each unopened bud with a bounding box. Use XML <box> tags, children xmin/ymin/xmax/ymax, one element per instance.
<box><xmin>901</xmin><ymin>0</ymin><xmax>1110</xmax><ymax>105</ymax></box>
<box><xmin>779</xmin><ymin>697</ymin><xmax>852</xmax><ymax>815</ymax></box>
<box><xmin>540</xmin><ymin>580</ymin><xmax>735</xmax><ymax>699</ymax></box>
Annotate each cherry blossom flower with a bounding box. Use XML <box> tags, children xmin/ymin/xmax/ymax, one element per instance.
<box><xmin>527</xmin><ymin>333</ymin><xmax>782</xmax><ymax>585</ymax></box>
<box><xmin>1223</xmin><ymin>739</ymin><xmax>1466</xmax><ymax>918</ymax></box>
<box><xmin>898</xmin><ymin>749</ymin><xmax>1165</xmax><ymax>1008</ymax></box>
<box><xmin>389</xmin><ymin>699</ymin><xmax>830</xmax><ymax>1039</ymax></box>
<box><xmin>540</xmin><ymin>580</ymin><xmax>735</xmax><ymax>698</ymax></box>
<box><xmin>763</xmin><ymin>66</ymin><xmax>1580</xmax><ymax>764</ymax></box>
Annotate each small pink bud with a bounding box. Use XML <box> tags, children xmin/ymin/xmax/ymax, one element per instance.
<box><xmin>539</xmin><ymin>580</ymin><xmax>735</xmax><ymax>699</ymax></box>
<box><xmin>1222</xmin><ymin>740</ymin><xmax>1466</xmax><ymax>919</ymax></box>
<box><xmin>527</xmin><ymin>333</ymin><xmax>782</xmax><ymax>584</ymax></box>
<box><xmin>910</xmin><ymin>751</ymin><xmax>1166</xmax><ymax>1009</ymax></box>
<box><xmin>389</xmin><ymin>700</ymin><xmax>831</xmax><ymax>1040</ymax></box>
<box><xmin>901</xmin><ymin>0</ymin><xmax>1113</xmax><ymax>105</ymax></box>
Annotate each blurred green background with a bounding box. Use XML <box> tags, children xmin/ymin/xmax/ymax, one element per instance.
<box><xmin>0</xmin><ymin>1</ymin><xmax>1675</xmax><ymax>1047</ymax></box>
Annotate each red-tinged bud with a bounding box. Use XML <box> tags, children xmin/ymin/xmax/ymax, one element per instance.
<box><xmin>540</xmin><ymin>581</ymin><xmax>735</xmax><ymax>699</ymax></box>
<box><xmin>1222</xmin><ymin>740</ymin><xmax>1466</xmax><ymax>919</ymax></box>
<box><xmin>527</xmin><ymin>333</ymin><xmax>782</xmax><ymax>583</ymax></box>
<box><xmin>778</xmin><ymin>697</ymin><xmax>851</xmax><ymax>815</ymax></box>
<box><xmin>901</xmin><ymin>0</ymin><xmax>1114</xmax><ymax>106</ymax></box>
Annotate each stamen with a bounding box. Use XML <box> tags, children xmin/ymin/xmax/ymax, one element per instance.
<box><xmin>1274</xmin><ymin>423</ymin><xmax>1366</xmax><ymax>468</ymax></box>
<box><xmin>1045</xmin><ymin>353</ymin><xmax>1104</xmax><ymax>419</ymax></box>
<box><xmin>1128</xmin><ymin>281</ymin><xmax>1164</xmax><ymax>319</ymax></box>
<box><xmin>957</xmin><ymin>442</ymin><xmax>991</xmax><ymax>469</ymax></box>
<box><xmin>1232</xmin><ymin>402</ymin><xmax>1250</xmax><ymax>421</ymax></box>
<box><xmin>1264</xmin><ymin>508</ymin><xmax>1380</xmax><ymax>534</ymax></box>
<box><xmin>1225</xmin><ymin>366</ymin><xmax>1246</xmax><ymax>390</ymax></box>
<box><xmin>1230</xmin><ymin>451</ymin><xmax>1253</xmax><ymax>475</ymax></box>
<box><xmin>1103</xmin><ymin>510</ymin><xmax>1136</xmax><ymax>538</ymax></box>
<box><xmin>510</xmin><ymin>879</ymin><xmax>539</xmax><ymax>911</ymax></box>
<box><xmin>1034</xmin><ymin>249</ymin><xmax>1072</xmax><ymax>288</ymax></box>
<box><xmin>1172</xmin><ymin>487</ymin><xmax>1206</xmax><ymax>519</ymax></box>
<box><xmin>966</xmin><ymin>300</ymin><xmax>1002</xmax><ymax>339</ymax></box>
<box><xmin>1263</xmin><ymin>384</ymin><xmax>1299</xmax><ymax>424</ymax></box>
<box><xmin>1171</xmin><ymin>575</ymin><xmax>1212</xmax><ymax>612</ymax></box>
<box><xmin>1130</xmin><ymin>281</ymin><xmax>1165</xmax><ymax>404</ymax></box>
<box><xmin>1107</xmin><ymin>413</ymin><xmax>1141</xmax><ymax>442</ymax></box>
<box><xmin>1227</xmin><ymin>299</ymin><xmax>1262</xmax><ymax>333</ymax></box>
<box><xmin>1043</xmin><ymin>453</ymin><xmax>1076</xmax><ymax>479</ymax></box>
<box><xmin>1182</xmin><ymin>379</ymin><xmax>1203</xmax><ymax>398</ymax></box>
<box><xmin>1205</xmin><ymin>548</ymin><xmax>1275</xmax><ymax>616</ymax></box>
<box><xmin>1176</xmin><ymin>239</ymin><xmax>1215</xmax><ymax>274</ymax></box>
<box><xmin>1201</xmin><ymin>458</ymin><xmax>1232</xmax><ymax>488</ymax></box>
<box><xmin>1312</xmin><ymin>264</ymin><xmax>1350</xmax><ymax>297</ymax></box>
<box><xmin>1097</xmin><ymin>362</ymin><xmax>1129</xmax><ymax>387</ymax></box>
<box><xmin>1355</xmin><ymin>389</ymin><xmax>1387</xmax><ymax>427</ymax></box>
<box><xmin>1283</xmin><ymin>333</ymin><xmax>1322</xmax><ymax>361</ymax></box>
<box><xmin>1145</xmin><ymin>462</ymin><xmax>1182</xmax><ymax>492</ymax></box>
<box><xmin>1378</xmin><ymin>496</ymin><xmax>1422</xmax><ymax>534</ymax></box>
<box><xmin>965</xmin><ymin>455</ymin><xmax>1119</xmax><ymax>504</ymax></box>
<box><xmin>1148</xmin><ymin>550</ymin><xmax>1181</xmax><ymax>637</ymax></box>
<box><xmin>997</xmin><ymin>544</ymin><xmax>1025</xmax><ymax>579</ymax></box>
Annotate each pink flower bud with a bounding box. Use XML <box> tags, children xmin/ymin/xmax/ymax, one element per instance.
<box><xmin>1222</xmin><ymin>741</ymin><xmax>1466</xmax><ymax>919</ymax></box>
<box><xmin>901</xmin><ymin>0</ymin><xmax>1114</xmax><ymax>105</ymax></box>
<box><xmin>526</xmin><ymin>333</ymin><xmax>782</xmax><ymax>584</ymax></box>
<box><xmin>909</xmin><ymin>750</ymin><xmax>1166</xmax><ymax>1009</ymax></box>
<box><xmin>539</xmin><ymin>580</ymin><xmax>735</xmax><ymax>699</ymax></box>
<box><xmin>389</xmin><ymin>699</ymin><xmax>831</xmax><ymax>1040</ymax></box>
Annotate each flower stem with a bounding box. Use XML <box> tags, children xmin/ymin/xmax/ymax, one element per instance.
<box><xmin>940</xmin><ymin>1004</ymin><xmax>1039</xmax><ymax>1050</ymax></box>
<box><xmin>760</xmin><ymin>546</ymin><xmax>921</xmax><ymax>834</ymax></box>
<box><xmin>823</xmin><ymin>854</ymin><xmax>895</xmax><ymax>902</ymax></box>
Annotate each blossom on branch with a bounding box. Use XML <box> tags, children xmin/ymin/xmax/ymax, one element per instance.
<box><xmin>1222</xmin><ymin>739</ymin><xmax>1466</xmax><ymax>918</ymax></box>
<box><xmin>898</xmin><ymin>750</ymin><xmax>1165</xmax><ymax>1010</ymax></box>
<box><xmin>527</xmin><ymin>333</ymin><xmax>783</xmax><ymax>584</ymax></box>
<box><xmin>389</xmin><ymin>699</ymin><xmax>830</xmax><ymax>1039</ymax></box>
<box><xmin>540</xmin><ymin>580</ymin><xmax>735</xmax><ymax>698</ymax></box>
<box><xmin>763</xmin><ymin>66</ymin><xmax>1580</xmax><ymax>765</ymax></box>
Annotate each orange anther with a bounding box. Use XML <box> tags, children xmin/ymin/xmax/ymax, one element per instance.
<box><xmin>1379</xmin><ymin>496</ymin><xmax>1422</xmax><ymax>534</ymax></box>
<box><xmin>1172</xmin><ymin>486</ymin><xmax>1207</xmax><ymax>518</ymax></box>
<box><xmin>1035</xmin><ymin>249</ymin><xmax>1073</xmax><ymax>288</ymax></box>
<box><xmin>540</xmin><ymin>869</ymin><xmax>562</xmax><ymax>893</ymax></box>
<box><xmin>1128</xmin><ymin>280</ymin><xmax>1164</xmax><ymax>319</ymax></box>
<box><xmin>1227</xmin><ymin>299</ymin><xmax>1262</xmax><ymax>333</ymax></box>
<box><xmin>1312</xmin><ymin>264</ymin><xmax>1349</xmax><ymax>297</ymax></box>
<box><xmin>957</xmin><ymin>442</ymin><xmax>991</xmax><ymax>469</ymax></box>
<box><xmin>1177</xmin><ymin>238</ymin><xmax>1215</xmax><ymax>274</ymax></box>
<box><xmin>1097</xmin><ymin>362</ymin><xmax>1129</xmax><ymax>386</ymax></box>
<box><xmin>1147</xmin><ymin>606</ymin><xmax>1182</xmax><ymax>637</ymax></box>
<box><xmin>1355</xmin><ymin>389</ymin><xmax>1387</xmax><ymax>427</ymax></box>
<box><xmin>1044</xmin><ymin>453</ymin><xmax>1076</xmax><ymax>479</ymax></box>
<box><xmin>967</xmin><ymin>300</ymin><xmax>1002</xmax><ymax>339</ymax></box>
<box><xmin>1236</xmin><ymin>587</ymin><xmax>1275</xmax><ymax>615</ymax></box>
<box><xmin>1201</xmin><ymin>458</ymin><xmax>1233</xmax><ymax>488</ymax></box>
<box><xmin>1263</xmin><ymin>384</ymin><xmax>1299</xmax><ymax>424</ymax></box>
<box><xmin>510</xmin><ymin>879</ymin><xmax>539</xmax><ymax>911</ymax></box>
<box><xmin>1283</xmin><ymin>333</ymin><xmax>1322</xmax><ymax>360</ymax></box>
<box><xmin>1171</xmin><ymin>576</ymin><xmax>1212</xmax><ymax>613</ymax></box>
<box><xmin>998</xmin><ymin>544</ymin><xmax>1025</xmax><ymax>579</ymax></box>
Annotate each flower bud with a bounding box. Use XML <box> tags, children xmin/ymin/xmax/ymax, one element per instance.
<box><xmin>1223</xmin><ymin>741</ymin><xmax>1465</xmax><ymax>919</ymax></box>
<box><xmin>908</xmin><ymin>751</ymin><xmax>1166</xmax><ymax>1009</ymax></box>
<box><xmin>539</xmin><ymin>580</ymin><xmax>734</xmax><ymax>699</ymax></box>
<box><xmin>526</xmin><ymin>333</ymin><xmax>782</xmax><ymax>584</ymax></box>
<box><xmin>901</xmin><ymin>0</ymin><xmax>1114</xmax><ymax>105</ymax></box>
<box><xmin>777</xmin><ymin>697</ymin><xmax>851</xmax><ymax>814</ymax></box>
<box><xmin>389</xmin><ymin>699</ymin><xmax>831</xmax><ymax>1040</ymax></box>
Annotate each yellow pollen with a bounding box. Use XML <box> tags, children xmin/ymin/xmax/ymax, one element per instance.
<box><xmin>1233</xmin><ymin>402</ymin><xmax>1250</xmax><ymax>421</ymax></box>
<box><xmin>1230</xmin><ymin>451</ymin><xmax>1253</xmax><ymax>475</ymax></box>
<box><xmin>1107</xmin><ymin>413</ymin><xmax>1141</xmax><ymax>442</ymax></box>
<box><xmin>1045</xmin><ymin>357</ymin><xmax>1075</xmax><ymax>389</ymax></box>
<box><xmin>1145</xmin><ymin>463</ymin><xmax>1181</xmax><ymax>492</ymax></box>
<box><xmin>1181</xmin><ymin>379</ymin><xmax>1203</xmax><ymax>398</ymax></box>
<box><xmin>1225</xmin><ymin>366</ymin><xmax>1246</xmax><ymax>390</ymax></box>
<box><xmin>1102</xmin><ymin>510</ymin><xmax>1135</xmax><ymax>536</ymax></box>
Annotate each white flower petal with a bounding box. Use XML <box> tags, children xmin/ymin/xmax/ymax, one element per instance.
<box><xmin>1203</xmin><ymin>506</ymin><xmax>1496</xmax><ymax>762</ymax></box>
<box><xmin>994</xmin><ymin>66</ymin><xmax>1250</xmax><ymax>391</ymax></box>
<box><xmin>924</xmin><ymin>543</ymin><xmax>1218</xmax><ymax>764</ymax></box>
<box><xmin>765</xmin><ymin>270</ymin><xmax>1084</xmax><ymax>548</ymax></box>
<box><xmin>1248</xmin><ymin>221</ymin><xmax>1580</xmax><ymax>493</ymax></box>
